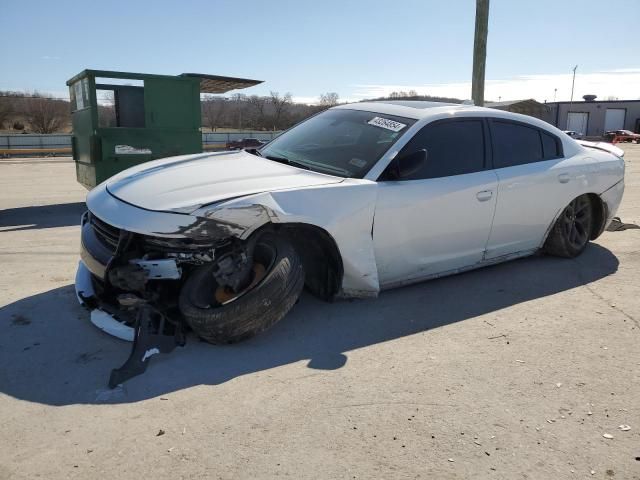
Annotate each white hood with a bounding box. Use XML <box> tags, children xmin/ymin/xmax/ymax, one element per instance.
<box><xmin>105</xmin><ymin>150</ymin><xmax>343</xmax><ymax>212</ymax></box>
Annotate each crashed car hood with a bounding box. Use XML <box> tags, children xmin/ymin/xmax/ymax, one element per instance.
<box><xmin>105</xmin><ymin>150</ymin><xmax>344</xmax><ymax>212</ymax></box>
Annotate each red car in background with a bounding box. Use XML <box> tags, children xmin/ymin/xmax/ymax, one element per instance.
<box><xmin>604</xmin><ymin>130</ymin><xmax>640</xmax><ymax>144</ymax></box>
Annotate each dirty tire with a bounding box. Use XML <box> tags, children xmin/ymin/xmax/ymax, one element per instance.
<box><xmin>179</xmin><ymin>233</ymin><xmax>305</xmax><ymax>344</ymax></box>
<box><xmin>544</xmin><ymin>194</ymin><xmax>593</xmax><ymax>258</ymax></box>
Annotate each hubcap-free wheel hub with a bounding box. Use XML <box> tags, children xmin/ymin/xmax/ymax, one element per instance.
<box><xmin>215</xmin><ymin>263</ymin><xmax>267</xmax><ymax>304</ymax></box>
<box><xmin>563</xmin><ymin>197</ymin><xmax>590</xmax><ymax>249</ymax></box>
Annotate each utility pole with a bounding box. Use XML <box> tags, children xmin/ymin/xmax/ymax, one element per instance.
<box><xmin>471</xmin><ymin>0</ymin><xmax>490</xmax><ymax>106</ymax></box>
<box><xmin>553</xmin><ymin>88</ymin><xmax>557</xmax><ymax>102</ymax></box>
<box><xmin>566</xmin><ymin>65</ymin><xmax>578</xmax><ymax>130</ymax></box>
<box><xmin>569</xmin><ymin>65</ymin><xmax>578</xmax><ymax>102</ymax></box>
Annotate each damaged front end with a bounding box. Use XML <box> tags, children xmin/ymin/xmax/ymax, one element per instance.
<box><xmin>76</xmin><ymin>208</ymin><xmax>259</xmax><ymax>388</ymax></box>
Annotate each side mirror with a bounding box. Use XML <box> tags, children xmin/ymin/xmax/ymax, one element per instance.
<box><xmin>397</xmin><ymin>149</ymin><xmax>427</xmax><ymax>179</ymax></box>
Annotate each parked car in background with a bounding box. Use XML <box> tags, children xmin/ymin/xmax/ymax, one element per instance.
<box><xmin>76</xmin><ymin>101</ymin><xmax>625</xmax><ymax>386</ymax></box>
<box><xmin>226</xmin><ymin>137</ymin><xmax>266</xmax><ymax>150</ymax></box>
<box><xmin>563</xmin><ymin>130</ymin><xmax>583</xmax><ymax>139</ymax></box>
<box><xmin>604</xmin><ymin>130</ymin><xmax>640</xmax><ymax>143</ymax></box>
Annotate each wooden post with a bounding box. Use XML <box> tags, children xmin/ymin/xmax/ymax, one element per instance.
<box><xmin>472</xmin><ymin>0</ymin><xmax>490</xmax><ymax>106</ymax></box>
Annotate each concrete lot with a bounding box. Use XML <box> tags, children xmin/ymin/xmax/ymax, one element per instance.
<box><xmin>0</xmin><ymin>148</ymin><xmax>639</xmax><ymax>480</ymax></box>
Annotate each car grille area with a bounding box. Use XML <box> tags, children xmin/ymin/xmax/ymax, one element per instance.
<box><xmin>89</xmin><ymin>213</ymin><xmax>121</xmax><ymax>252</ymax></box>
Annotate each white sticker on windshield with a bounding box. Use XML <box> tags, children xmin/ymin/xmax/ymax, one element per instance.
<box><xmin>367</xmin><ymin>116</ymin><xmax>407</xmax><ymax>132</ymax></box>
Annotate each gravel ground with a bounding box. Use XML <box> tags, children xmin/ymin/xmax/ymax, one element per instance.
<box><xmin>0</xmin><ymin>147</ymin><xmax>639</xmax><ymax>479</ymax></box>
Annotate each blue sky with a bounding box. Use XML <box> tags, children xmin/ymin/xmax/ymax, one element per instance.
<box><xmin>3</xmin><ymin>0</ymin><xmax>639</xmax><ymax>103</ymax></box>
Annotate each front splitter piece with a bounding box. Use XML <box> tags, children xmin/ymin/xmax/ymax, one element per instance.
<box><xmin>109</xmin><ymin>304</ymin><xmax>186</xmax><ymax>388</ymax></box>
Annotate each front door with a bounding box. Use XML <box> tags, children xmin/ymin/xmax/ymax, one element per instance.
<box><xmin>373</xmin><ymin>118</ymin><xmax>498</xmax><ymax>287</ymax></box>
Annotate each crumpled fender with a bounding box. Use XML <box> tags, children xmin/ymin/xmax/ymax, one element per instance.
<box><xmin>194</xmin><ymin>179</ymin><xmax>381</xmax><ymax>297</ymax></box>
<box><xmin>89</xmin><ymin>179</ymin><xmax>382</xmax><ymax>297</ymax></box>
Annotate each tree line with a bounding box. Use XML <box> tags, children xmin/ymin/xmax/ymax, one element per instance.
<box><xmin>0</xmin><ymin>91</ymin><xmax>70</xmax><ymax>134</ymax></box>
<box><xmin>0</xmin><ymin>88</ymin><xmax>462</xmax><ymax>134</ymax></box>
<box><xmin>201</xmin><ymin>91</ymin><xmax>341</xmax><ymax>131</ymax></box>
<box><xmin>0</xmin><ymin>90</ymin><xmax>342</xmax><ymax>134</ymax></box>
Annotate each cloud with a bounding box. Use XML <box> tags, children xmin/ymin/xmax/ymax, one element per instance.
<box><xmin>292</xmin><ymin>95</ymin><xmax>359</xmax><ymax>105</ymax></box>
<box><xmin>350</xmin><ymin>68</ymin><xmax>640</xmax><ymax>102</ymax></box>
<box><xmin>291</xmin><ymin>96</ymin><xmax>320</xmax><ymax>105</ymax></box>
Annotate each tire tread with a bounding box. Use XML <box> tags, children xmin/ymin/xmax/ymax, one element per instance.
<box><xmin>179</xmin><ymin>235</ymin><xmax>305</xmax><ymax>344</ymax></box>
<box><xmin>543</xmin><ymin>195</ymin><xmax>592</xmax><ymax>259</ymax></box>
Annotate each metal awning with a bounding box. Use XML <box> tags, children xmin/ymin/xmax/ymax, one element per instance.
<box><xmin>67</xmin><ymin>70</ymin><xmax>263</xmax><ymax>94</ymax></box>
<box><xmin>180</xmin><ymin>73</ymin><xmax>263</xmax><ymax>94</ymax></box>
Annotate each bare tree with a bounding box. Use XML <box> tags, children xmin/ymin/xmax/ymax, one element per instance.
<box><xmin>319</xmin><ymin>92</ymin><xmax>339</xmax><ymax>108</ymax></box>
<box><xmin>202</xmin><ymin>97</ymin><xmax>227</xmax><ymax>132</ymax></box>
<box><xmin>230</xmin><ymin>93</ymin><xmax>249</xmax><ymax>129</ymax></box>
<box><xmin>269</xmin><ymin>91</ymin><xmax>292</xmax><ymax>129</ymax></box>
<box><xmin>247</xmin><ymin>95</ymin><xmax>267</xmax><ymax>116</ymax></box>
<box><xmin>24</xmin><ymin>95</ymin><xmax>69</xmax><ymax>133</ymax></box>
<box><xmin>247</xmin><ymin>95</ymin><xmax>268</xmax><ymax>128</ymax></box>
<box><xmin>0</xmin><ymin>98</ymin><xmax>13</xmax><ymax>129</ymax></box>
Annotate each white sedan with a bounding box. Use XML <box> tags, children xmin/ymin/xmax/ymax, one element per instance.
<box><xmin>76</xmin><ymin>101</ymin><xmax>625</xmax><ymax>362</ymax></box>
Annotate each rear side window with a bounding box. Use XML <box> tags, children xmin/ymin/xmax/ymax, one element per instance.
<box><xmin>491</xmin><ymin>121</ymin><xmax>564</xmax><ymax>167</ymax></box>
<box><xmin>491</xmin><ymin>121</ymin><xmax>542</xmax><ymax>168</ymax></box>
<box><xmin>541</xmin><ymin>131</ymin><xmax>561</xmax><ymax>159</ymax></box>
<box><xmin>394</xmin><ymin>119</ymin><xmax>485</xmax><ymax>180</ymax></box>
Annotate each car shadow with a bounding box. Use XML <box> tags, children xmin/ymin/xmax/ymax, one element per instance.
<box><xmin>0</xmin><ymin>244</ymin><xmax>618</xmax><ymax>406</ymax></box>
<box><xmin>0</xmin><ymin>202</ymin><xmax>86</xmax><ymax>232</ymax></box>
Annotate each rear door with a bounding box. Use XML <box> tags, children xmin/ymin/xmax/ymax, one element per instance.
<box><xmin>373</xmin><ymin>118</ymin><xmax>499</xmax><ymax>287</ymax></box>
<box><xmin>484</xmin><ymin>119</ymin><xmax>568</xmax><ymax>259</ymax></box>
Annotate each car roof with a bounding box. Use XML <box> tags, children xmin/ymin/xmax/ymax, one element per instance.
<box><xmin>333</xmin><ymin>101</ymin><xmax>467</xmax><ymax>119</ymax></box>
<box><xmin>333</xmin><ymin>100</ymin><xmax>554</xmax><ymax>125</ymax></box>
<box><xmin>332</xmin><ymin>100</ymin><xmax>583</xmax><ymax>157</ymax></box>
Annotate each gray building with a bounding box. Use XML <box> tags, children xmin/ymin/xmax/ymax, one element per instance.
<box><xmin>485</xmin><ymin>99</ymin><xmax>551</xmax><ymax>122</ymax></box>
<box><xmin>547</xmin><ymin>97</ymin><xmax>640</xmax><ymax>137</ymax></box>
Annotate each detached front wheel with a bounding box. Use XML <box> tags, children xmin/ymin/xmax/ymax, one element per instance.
<box><xmin>179</xmin><ymin>232</ymin><xmax>305</xmax><ymax>344</ymax></box>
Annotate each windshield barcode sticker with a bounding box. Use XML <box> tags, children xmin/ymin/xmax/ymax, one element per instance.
<box><xmin>367</xmin><ymin>117</ymin><xmax>406</xmax><ymax>132</ymax></box>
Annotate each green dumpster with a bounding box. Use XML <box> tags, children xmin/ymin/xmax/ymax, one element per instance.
<box><xmin>66</xmin><ymin>69</ymin><xmax>262</xmax><ymax>189</ymax></box>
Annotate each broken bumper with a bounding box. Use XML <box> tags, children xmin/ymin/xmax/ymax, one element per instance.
<box><xmin>75</xmin><ymin>261</ymin><xmax>135</xmax><ymax>341</ymax></box>
<box><xmin>76</xmin><ymin>212</ymin><xmax>187</xmax><ymax>342</ymax></box>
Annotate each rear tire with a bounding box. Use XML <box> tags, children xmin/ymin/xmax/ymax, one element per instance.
<box><xmin>179</xmin><ymin>232</ymin><xmax>305</xmax><ymax>344</ymax></box>
<box><xmin>544</xmin><ymin>195</ymin><xmax>593</xmax><ymax>258</ymax></box>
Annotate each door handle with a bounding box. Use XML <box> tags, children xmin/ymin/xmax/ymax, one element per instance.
<box><xmin>558</xmin><ymin>173</ymin><xmax>570</xmax><ymax>184</ymax></box>
<box><xmin>476</xmin><ymin>190</ymin><xmax>493</xmax><ymax>202</ymax></box>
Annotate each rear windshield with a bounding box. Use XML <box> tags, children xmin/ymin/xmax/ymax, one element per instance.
<box><xmin>259</xmin><ymin>109</ymin><xmax>415</xmax><ymax>178</ymax></box>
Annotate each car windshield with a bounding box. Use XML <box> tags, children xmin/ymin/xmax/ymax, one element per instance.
<box><xmin>258</xmin><ymin>109</ymin><xmax>416</xmax><ymax>178</ymax></box>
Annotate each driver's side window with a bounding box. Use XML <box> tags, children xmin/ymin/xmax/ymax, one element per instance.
<box><xmin>380</xmin><ymin>118</ymin><xmax>487</xmax><ymax>181</ymax></box>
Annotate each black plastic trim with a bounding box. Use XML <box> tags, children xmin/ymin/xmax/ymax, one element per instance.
<box><xmin>80</xmin><ymin>221</ymin><xmax>113</xmax><ymax>279</ymax></box>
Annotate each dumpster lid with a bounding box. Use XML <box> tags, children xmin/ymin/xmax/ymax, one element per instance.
<box><xmin>180</xmin><ymin>73</ymin><xmax>263</xmax><ymax>93</ymax></box>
